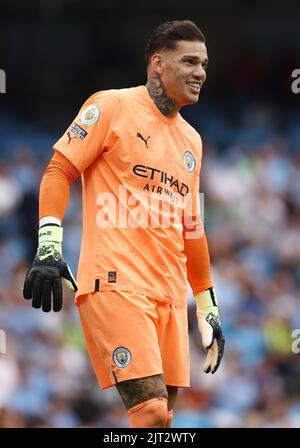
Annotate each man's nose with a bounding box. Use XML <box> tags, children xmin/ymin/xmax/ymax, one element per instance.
<box><xmin>192</xmin><ymin>64</ymin><xmax>206</xmax><ymax>81</ymax></box>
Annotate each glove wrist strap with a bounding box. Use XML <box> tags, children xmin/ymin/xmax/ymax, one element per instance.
<box><xmin>194</xmin><ymin>287</ymin><xmax>218</xmax><ymax>314</ymax></box>
<box><xmin>38</xmin><ymin>225</ymin><xmax>63</xmax><ymax>245</ymax></box>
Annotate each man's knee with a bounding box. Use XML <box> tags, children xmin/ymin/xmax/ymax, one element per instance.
<box><xmin>128</xmin><ymin>397</ymin><xmax>168</xmax><ymax>428</ymax></box>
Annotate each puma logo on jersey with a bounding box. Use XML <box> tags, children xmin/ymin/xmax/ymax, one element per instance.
<box><xmin>67</xmin><ymin>131</ymin><xmax>77</xmax><ymax>144</ymax></box>
<box><xmin>136</xmin><ymin>132</ymin><xmax>150</xmax><ymax>148</ymax></box>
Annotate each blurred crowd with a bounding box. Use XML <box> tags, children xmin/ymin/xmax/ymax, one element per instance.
<box><xmin>0</xmin><ymin>95</ymin><xmax>300</xmax><ymax>428</ymax></box>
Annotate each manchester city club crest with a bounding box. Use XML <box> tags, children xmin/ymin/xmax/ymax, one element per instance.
<box><xmin>184</xmin><ymin>151</ymin><xmax>196</xmax><ymax>172</ymax></box>
<box><xmin>113</xmin><ymin>347</ymin><xmax>132</xmax><ymax>368</ymax></box>
<box><xmin>80</xmin><ymin>104</ymin><xmax>100</xmax><ymax>126</ymax></box>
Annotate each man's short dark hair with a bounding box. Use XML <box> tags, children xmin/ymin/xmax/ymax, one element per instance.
<box><xmin>145</xmin><ymin>20</ymin><xmax>206</xmax><ymax>65</ymax></box>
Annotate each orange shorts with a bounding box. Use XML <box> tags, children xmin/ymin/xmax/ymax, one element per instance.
<box><xmin>77</xmin><ymin>291</ymin><xmax>190</xmax><ymax>389</ymax></box>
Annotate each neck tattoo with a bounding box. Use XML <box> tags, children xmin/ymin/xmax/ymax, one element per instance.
<box><xmin>146</xmin><ymin>76</ymin><xmax>177</xmax><ymax>118</ymax></box>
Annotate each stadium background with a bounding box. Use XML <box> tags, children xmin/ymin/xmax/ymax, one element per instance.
<box><xmin>0</xmin><ymin>0</ymin><xmax>300</xmax><ymax>427</ymax></box>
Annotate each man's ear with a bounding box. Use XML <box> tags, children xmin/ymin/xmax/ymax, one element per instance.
<box><xmin>150</xmin><ymin>53</ymin><xmax>163</xmax><ymax>76</ymax></box>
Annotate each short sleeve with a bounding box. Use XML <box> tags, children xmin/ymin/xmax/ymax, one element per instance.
<box><xmin>53</xmin><ymin>91</ymin><xmax>119</xmax><ymax>173</ymax></box>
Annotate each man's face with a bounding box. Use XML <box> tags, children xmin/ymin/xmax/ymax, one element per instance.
<box><xmin>157</xmin><ymin>40</ymin><xmax>208</xmax><ymax>106</ymax></box>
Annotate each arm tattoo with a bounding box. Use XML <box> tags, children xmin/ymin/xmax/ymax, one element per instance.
<box><xmin>116</xmin><ymin>374</ymin><xmax>168</xmax><ymax>410</ymax></box>
<box><xmin>146</xmin><ymin>76</ymin><xmax>177</xmax><ymax>118</ymax></box>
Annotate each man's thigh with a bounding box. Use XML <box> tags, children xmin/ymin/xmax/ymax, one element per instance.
<box><xmin>166</xmin><ymin>385</ymin><xmax>178</xmax><ymax>410</ymax></box>
<box><xmin>116</xmin><ymin>375</ymin><xmax>179</xmax><ymax>411</ymax></box>
<box><xmin>116</xmin><ymin>374</ymin><xmax>168</xmax><ymax>410</ymax></box>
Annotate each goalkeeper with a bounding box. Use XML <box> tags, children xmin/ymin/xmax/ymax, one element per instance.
<box><xmin>23</xmin><ymin>19</ymin><xmax>224</xmax><ymax>428</ymax></box>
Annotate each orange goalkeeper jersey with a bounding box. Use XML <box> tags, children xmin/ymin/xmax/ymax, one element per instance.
<box><xmin>53</xmin><ymin>86</ymin><xmax>203</xmax><ymax>307</ymax></box>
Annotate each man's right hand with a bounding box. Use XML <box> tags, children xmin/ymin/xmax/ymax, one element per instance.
<box><xmin>23</xmin><ymin>225</ymin><xmax>78</xmax><ymax>312</ymax></box>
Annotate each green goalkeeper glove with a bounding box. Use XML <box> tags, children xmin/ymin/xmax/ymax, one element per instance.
<box><xmin>23</xmin><ymin>224</ymin><xmax>78</xmax><ymax>312</ymax></box>
<box><xmin>195</xmin><ymin>288</ymin><xmax>225</xmax><ymax>374</ymax></box>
